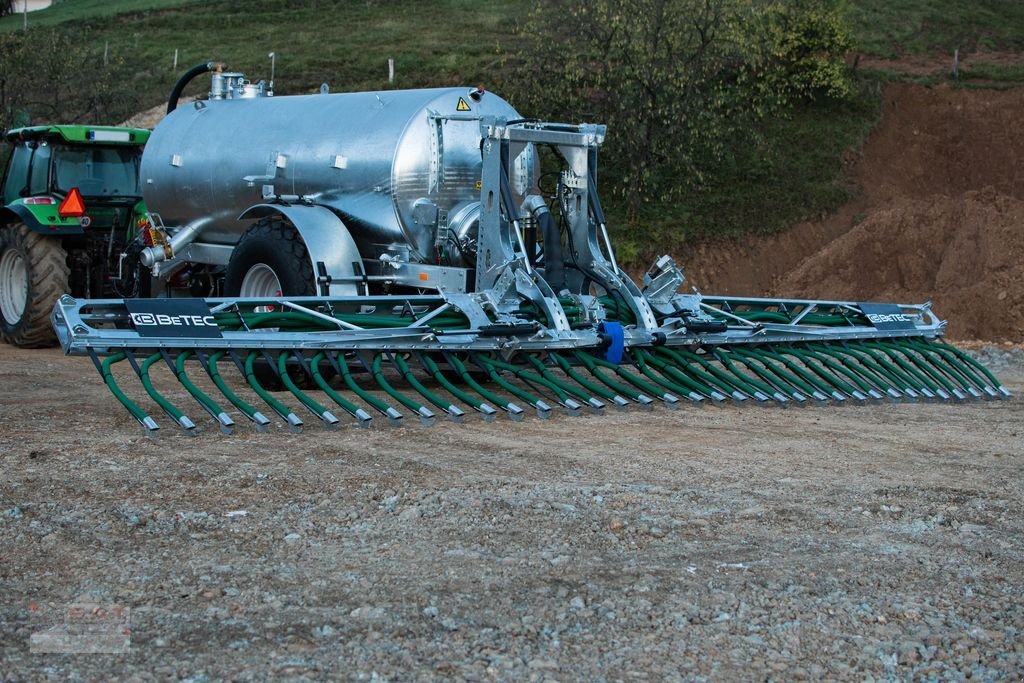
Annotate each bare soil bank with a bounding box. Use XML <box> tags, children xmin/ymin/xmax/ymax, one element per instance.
<box><xmin>681</xmin><ymin>83</ymin><xmax>1024</xmax><ymax>342</ymax></box>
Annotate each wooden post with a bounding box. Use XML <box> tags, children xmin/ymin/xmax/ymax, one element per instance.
<box><xmin>173</xmin><ymin>48</ymin><xmax>179</xmax><ymax>70</ymax></box>
<box><xmin>104</xmin><ymin>41</ymin><xmax>109</xmax><ymax>66</ymax></box>
<box><xmin>388</xmin><ymin>58</ymin><xmax>394</xmax><ymax>84</ymax></box>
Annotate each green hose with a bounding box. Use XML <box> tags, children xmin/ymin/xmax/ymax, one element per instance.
<box><xmin>244</xmin><ymin>351</ymin><xmax>300</xmax><ymax>422</ymax></box>
<box><xmin>175</xmin><ymin>351</ymin><xmax>227</xmax><ymax>417</ymax></box>
<box><xmin>657</xmin><ymin>347</ymin><xmax>749</xmax><ymax>399</ymax></box>
<box><xmin>98</xmin><ymin>352</ymin><xmax>152</xmax><ymax>426</ymax></box>
<box><xmin>522</xmin><ymin>353</ymin><xmax>602</xmax><ymax>406</ymax></box>
<box><xmin>732</xmin><ymin>347</ymin><xmax>819</xmax><ymax>398</ymax></box>
<box><xmin>635</xmin><ymin>348</ymin><xmax>721</xmax><ymax>399</ymax></box>
<box><xmin>816</xmin><ymin>343</ymin><xmax>898</xmax><ymax>396</ymax></box>
<box><xmin>907</xmin><ymin>340</ymin><xmax>988</xmax><ymax>393</ymax></box>
<box><xmin>419</xmin><ymin>353</ymin><xmax>490</xmax><ymax>411</ymax></box>
<box><xmin>332</xmin><ymin>353</ymin><xmax>397</xmax><ymax>417</ymax></box>
<box><xmin>277</xmin><ymin>352</ymin><xmax>337</xmax><ymax>425</ymax></box>
<box><xmin>371</xmin><ymin>354</ymin><xmax>430</xmax><ymax>416</ymax></box>
<box><xmin>574</xmin><ymin>351</ymin><xmax>653</xmax><ymax>402</ymax></box>
<box><xmin>629</xmin><ymin>349</ymin><xmax>705</xmax><ymax>401</ymax></box>
<box><xmin>672</xmin><ymin>346</ymin><xmax>768</xmax><ymax>397</ymax></box>
<box><xmin>751</xmin><ymin>347</ymin><xmax>834</xmax><ymax>397</ymax></box>
<box><xmin>206</xmin><ymin>351</ymin><xmax>265</xmax><ymax>423</ymax></box>
<box><xmin>780</xmin><ymin>345</ymin><xmax>859</xmax><ymax>397</ymax></box>
<box><xmin>863</xmin><ymin>342</ymin><xmax>939</xmax><ymax>394</ymax></box>
<box><xmin>308</xmin><ymin>352</ymin><xmax>369</xmax><ymax>421</ymax></box>
<box><xmin>392</xmin><ymin>354</ymin><xmax>461</xmax><ymax>416</ymax></box>
<box><xmin>484</xmin><ymin>356</ymin><xmax>569</xmax><ymax>403</ymax></box>
<box><xmin>932</xmin><ymin>340</ymin><xmax>1003</xmax><ymax>388</ymax></box>
<box><xmin>882</xmin><ymin>340</ymin><xmax>958</xmax><ymax>396</ymax></box>
<box><xmin>711</xmin><ymin>348</ymin><xmax>780</xmax><ymax>399</ymax></box>
<box><xmin>472</xmin><ymin>353</ymin><xmax>548</xmax><ymax>411</ymax></box>
<box><xmin>444</xmin><ymin>353</ymin><xmax>518</xmax><ymax>413</ymax></box>
<box><xmin>549</xmin><ymin>352</ymin><xmax>621</xmax><ymax>403</ymax></box>
<box><xmin>843</xmin><ymin>342</ymin><xmax>919</xmax><ymax>394</ymax></box>
<box><xmin>138</xmin><ymin>353</ymin><xmax>187</xmax><ymax>423</ymax></box>
<box><xmin>715</xmin><ymin>348</ymin><xmax>792</xmax><ymax>397</ymax></box>
<box><xmin>803</xmin><ymin>345</ymin><xmax>875</xmax><ymax>395</ymax></box>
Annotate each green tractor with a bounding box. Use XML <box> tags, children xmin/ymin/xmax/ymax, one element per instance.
<box><xmin>0</xmin><ymin>125</ymin><xmax>149</xmax><ymax>347</ymax></box>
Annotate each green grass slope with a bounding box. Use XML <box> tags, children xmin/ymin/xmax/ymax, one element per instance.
<box><xmin>0</xmin><ymin>0</ymin><xmax>203</xmax><ymax>31</ymax></box>
<box><xmin>1</xmin><ymin>0</ymin><xmax>1023</xmax><ymax>258</ymax></box>
<box><xmin>849</xmin><ymin>0</ymin><xmax>1024</xmax><ymax>58</ymax></box>
<box><xmin>5</xmin><ymin>0</ymin><xmax>520</xmax><ymax>95</ymax></box>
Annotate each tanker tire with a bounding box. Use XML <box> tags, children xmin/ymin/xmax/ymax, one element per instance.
<box><xmin>224</xmin><ymin>219</ymin><xmax>316</xmax><ymax>390</ymax></box>
<box><xmin>224</xmin><ymin>219</ymin><xmax>315</xmax><ymax>297</ymax></box>
<box><xmin>0</xmin><ymin>222</ymin><xmax>70</xmax><ymax>348</ymax></box>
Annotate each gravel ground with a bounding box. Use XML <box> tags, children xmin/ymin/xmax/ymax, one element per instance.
<box><xmin>1</xmin><ymin>344</ymin><xmax>1022</xmax><ymax>681</ymax></box>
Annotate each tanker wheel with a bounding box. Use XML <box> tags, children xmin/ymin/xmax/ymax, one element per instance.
<box><xmin>0</xmin><ymin>222</ymin><xmax>70</xmax><ymax>348</ymax></box>
<box><xmin>225</xmin><ymin>219</ymin><xmax>317</xmax><ymax>389</ymax></box>
<box><xmin>225</xmin><ymin>218</ymin><xmax>315</xmax><ymax>298</ymax></box>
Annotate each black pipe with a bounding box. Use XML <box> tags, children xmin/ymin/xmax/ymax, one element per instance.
<box><xmin>166</xmin><ymin>62</ymin><xmax>221</xmax><ymax>114</ymax></box>
<box><xmin>537</xmin><ymin>208</ymin><xmax>566</xmax><ymax>290</ymax></box>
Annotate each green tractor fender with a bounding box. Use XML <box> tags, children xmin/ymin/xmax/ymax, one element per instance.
<box><xmin>2</xmin><ymin>198</ymin><xmax>87</xmax><ymax>235</ymax></box>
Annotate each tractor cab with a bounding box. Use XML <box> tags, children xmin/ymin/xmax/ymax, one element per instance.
<box><xmin>0</xmin><ymin>125</ymin><xmax>150</xmax><ymax>347</ymax></box>
<box><xmin>2</xmin><ymin>125</ymin><xmax>148</xmax><ymax>222</ymax></box>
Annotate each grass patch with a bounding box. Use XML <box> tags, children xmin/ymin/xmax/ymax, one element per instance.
<box><xmin>0</xmin><ymin>0</ymin><xmax>204</xmax><ymax>32</ymax></box>
<box><xmin>958</xmin><ymin>62</ymin><xmax>1024</xmax><ymax>84</ymax></box>
<box><xmin>849</xmin><ymin>0</ymin><xmax>1024</xmax><ymax>58</ymax></box>
<box><xmin>57</xmin><ymin>0</ymin><xmax>522</xmax><ymax>103</ymax></box>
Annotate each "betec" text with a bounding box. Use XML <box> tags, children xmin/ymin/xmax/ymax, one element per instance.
<box><xmin>866</xmin><ymin>313</ymin><xmax>911</xmax><ymax>324</ymax></box>
<box><xmin>130</xmin><ymin>313</ymin><xmax>218</xmax><ymax>328</ymax></box>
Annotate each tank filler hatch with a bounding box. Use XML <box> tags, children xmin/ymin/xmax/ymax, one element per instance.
<box><xmin>209</xmin><ymin>72</ymin><xmax>272</xmax><ymax>100</ymax></box>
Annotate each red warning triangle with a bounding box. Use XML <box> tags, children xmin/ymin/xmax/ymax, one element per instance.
<box><xmin>58</xmin><ymin>187</ymin><xmax>86</xmax><ymax>217</ymax></box>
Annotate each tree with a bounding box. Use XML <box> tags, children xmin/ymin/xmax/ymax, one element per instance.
<box><xmin>0</xmin><ymin>28</ymin><xmax>138</xmax><ymax>134</ymax></box>
<box><xmin>510</xmin><ymin>0</ymin><xmax>852</xmax><ymax>222</ymax></box>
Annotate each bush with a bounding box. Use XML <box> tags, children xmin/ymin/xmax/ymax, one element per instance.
<box><xmin>751</xmin><ymin>0</ymin><xmax>854</xmax><ymax>100</ymax></box>
<box><xmin>508</xmin><ymin>0</ymin><xmax>854</xmax><ymax>238</ymax></box>
<box><xmin>0</xmin><ymin>27</ymin><xmax>137</xmax><ymax>133</ymax></box>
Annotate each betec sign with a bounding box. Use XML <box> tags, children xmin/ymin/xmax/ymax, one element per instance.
<box><xmin>130</xmin><ymin>312</ymin><xmax>217</xmax><ymax>328</ymax></box>
<box><xmin>865</xmin><ymin>312</ymin><xmax>912</xmax><ymax>324</ymax></box>
<box><xmin>124</xmin><ymin>299</ymin><xmax>223</xmax><ymax>338</ymax></box>
<box><xmin>858</xmin><ymin>303</ymin><xmax>916</xmax><ymax>331</ymax></box>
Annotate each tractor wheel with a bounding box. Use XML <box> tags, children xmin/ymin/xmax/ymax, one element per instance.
<box><xmin>224</xmin><ymin>219</ymin><xmax>315</xmax><ymax>298</ymax></box>
<box><xmin>0</xmin><ymin>222</ymin><xmax>70</xmax><ymax>348</ymax></box>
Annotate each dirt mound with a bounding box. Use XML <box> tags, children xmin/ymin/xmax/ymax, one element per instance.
<box><xmin>680</xmin><ymin>83</ymin><xmax>1024</xmax><ymax>341</ymax></box>
<box><xmin>777</xmin><ymin>189</ymin><xmax>1024</xmax><ymax>339</ymax></box>
<box><xmin>856</xmin><ymin>84</ymin><xmax>1024</xmax><ymax>203</ymax></box>
<box><xmin>118</xmin><ymin>96</ymin><xmax>197</xmax><ymax>129</ymax></box>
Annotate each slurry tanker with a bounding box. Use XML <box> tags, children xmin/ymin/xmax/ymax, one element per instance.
<box><xmin>34</xmin><ymin>63</ymin><xmax>1006</xmax><ymax>434</ymax></box>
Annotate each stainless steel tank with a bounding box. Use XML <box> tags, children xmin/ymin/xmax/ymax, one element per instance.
<box><xmin>140</xmin><ymin>84</ymin><xmax>526</xmax><ymax>262</ymax></box>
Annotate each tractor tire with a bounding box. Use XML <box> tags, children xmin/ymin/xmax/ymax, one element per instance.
<box><xmin>0</xmin><ymin>222</ymin><xmax>70</xmax><ymax>348</ymax></box>
<box><xmin>224</xmin><ymin>219</ymin><xmax>315</xmax><ymax>297</ymax></box>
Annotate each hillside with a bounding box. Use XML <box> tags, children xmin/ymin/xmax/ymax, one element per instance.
<box><xmin>2</xmin><ymin>1</ymin><xmax>1023</xmax><ymax>341</ymax></box>
<box><xmin>682</xmin><ymin>82</ymin><xmax>1024</xmax><ymax>341</ymax></box>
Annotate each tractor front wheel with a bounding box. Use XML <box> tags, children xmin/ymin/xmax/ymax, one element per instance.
<box><xmin>0</xmin><ymin>222</ymin><xmax>70</xmax><ymax>348</ymax></box>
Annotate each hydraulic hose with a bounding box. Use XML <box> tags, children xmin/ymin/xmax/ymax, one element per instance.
<box><xmin>167</xmin><ymin>62</ymin><xmax>223</xmax><ymax>114</ymax></box>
